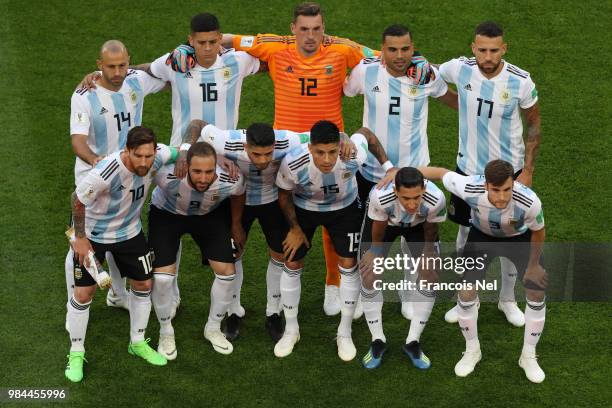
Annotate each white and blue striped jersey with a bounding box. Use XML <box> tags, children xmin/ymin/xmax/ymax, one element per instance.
<box><xmin>344</xmin><ymin>58</ymin><xmax>448</xmax><ymax>182</ymax></box>
<box><xmin>151</xmin><ymin>164</ymin><xmax>245</xmax><ymax>216</ymax></box>
<box><xmin>442</xmin><ymin>172</ymin><xmax>544</xmax><ymax>237</ymax></box>
<box><xmin>368</xmin><ymin>181</ymin><xmax>447</xmax><ymax>227</ymax></box>
<box><xmin>75</xmin><ymin>144</ymin><xmax>175</xmax><ymax>244</ymax></box>
<box><xmin>276</xmin><ymin>133</ymin><xmax>368</xmax><ymax>211</ymax></box>
<box><xmin>70</xmin><ymin>70</ymin><xmax>166</xmax><ymax>184</ymax></box>
<box><xmin>150</xmin><ymin>49</ymin><xmax>260</xmax><ymax>146</ymax></box>
<box><xmin>439</xmin><ymin>57</ymin><xmax>538</xmax><ymax>175</ymax></box>
<box><xmin>199</xmin><ymin>124</ymin><xmax>308</xmax><ymax>206</ymax></box>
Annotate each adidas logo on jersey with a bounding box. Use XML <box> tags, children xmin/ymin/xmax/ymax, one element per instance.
<box><xmin>463</xmin><ymin>83</ymin><xmax>472</xmax><ymax>91</ymax></box>
<box><xmin>99</xmin><ymin>107</ymin><xmax>108</xmax><ymax>114</ymax></box>
<box><xmin>184</xmin><ymin>72</ymin><xmax>192</xmax><ymax>79</ymax></box>
<box><xmin>118</xmin><ymin>185</ymin><xmax>125</xmax><ymax>190</ymax></box>
<box><xmin>371</xmin><ymin>85</ymin><xmax>381</xmax><ymax>93</ymax></box>
<box><xmin>286</xmin><ymin>66</ymin><xmax>293</xmax><ymax>73</ymax></box>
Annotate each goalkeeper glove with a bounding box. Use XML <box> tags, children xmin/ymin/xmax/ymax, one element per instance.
<box><xmin>166</xmin><ymin>43</ymin><xmax>196</xmax><ymax>73</ymax></box>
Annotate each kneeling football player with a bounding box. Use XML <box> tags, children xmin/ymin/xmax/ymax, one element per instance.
<box><xmin>275</xmin><ymin>120</ymin><xmax>393</xmax><ymax>361</ymax></box>
<box><xmin>65</xmin><ymin>127</ymin><xmax>178</xmax><ymax>382</ymax></box>
<box><xmin>359</xmin><ymin>167</ymin><xmax>446</xmax><ymax>369</ymax></box>
<box><xmin>421</xmin><ymin>160</ymin><xmax>548</xmax><ymax>383</ymax></box>
<box><xmin>149</xmin><ymin>142</ymin><xmax>246</xmax><ymax>358</ymax></box>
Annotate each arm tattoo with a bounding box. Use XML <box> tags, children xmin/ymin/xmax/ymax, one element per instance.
<box><xmin>71</xmin><ymin>192</ymin><xmax>86</xmax><ymax>238</ymax></box>
<box><xmin>278</xmin><ymin>189</ymin><xmax>299</xmax><ymax>228</ymax></box>
<box><xmin>183</xmin><ymin>119</ymin><xmax>207</xmax><ymax>144</ymax></box>
<box><xmin>523</xmin><ymin>104</ymin><xmax>541</xmax><ymax>173</ymax></box>
<box><xmin>359</xmin><ymin>127</ymin><xmax>389</xmax><ymax>165</ymax></box>
<box><xmin>422</xmin><ymin>222</ymin><xmax>438</xmax><ymax>255</ymax></box>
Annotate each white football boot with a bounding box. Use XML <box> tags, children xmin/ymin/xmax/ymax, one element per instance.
<box><xmin>274</xmin><ymin>332</ymin><xmax>300</xmax><ymax>358</ymax></box>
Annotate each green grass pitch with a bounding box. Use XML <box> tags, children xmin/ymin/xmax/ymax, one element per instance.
<box><xmin>0</xmin><ymin>0</ymin><xmax>611</xmax><ymax>406</ymax></box>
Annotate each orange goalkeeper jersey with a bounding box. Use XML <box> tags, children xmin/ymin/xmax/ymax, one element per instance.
<box><xmin>233</xmin><ymin>34</ymin><xmax>377</xmax><ymax>132</ymax></box>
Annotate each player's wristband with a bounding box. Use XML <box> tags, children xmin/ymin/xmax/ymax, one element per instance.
<box><xmin>179</xmin><ymin>143</ymin><xmax>191</xmax><ymax>151</ymax></box>
<box><xmin>382</xmin><ymin>161</ymin><xmax>394</xmax><ymax>172</ymax></box>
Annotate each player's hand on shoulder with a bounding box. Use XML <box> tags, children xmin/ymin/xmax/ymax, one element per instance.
<box><xmin>166</xmin><ymin>43</ymin><xmax>196</xmax><ymax>73</ymax></box>
<box><xmin>77</xmin><ymin>71</ymin><xmax>101</xmax><ymax>91</ymax></box>
<box><xmin>408</xmin><ymin>54</ymin><xmax>433</xmax><ymax>85</ymax></box>
<box><xmin>516</xmin><ymin>170</ymin><xmax>533</xmax><ymax>187</ymax></box>
<box><xmin>282</xmin><ymin>227</ymin><xmax>309</xmax><ymax>263</ymax></box>
<box><xmin>376</xmin><ymin>167</ymin><xmax>399</xmax><ymax>189</ymax></box>
<box><xmin>173</xmin><ymin>151</ymin><xmax>188</xmax><ymax>178</ymax></box>
<box><xmin>218</xmin><ymin>156</ymin><xmax>241</xmax><ymax>179</ymax></box>
<box><xmin>339</xmin><ymin>133</ymin><xmax>356</xmax><ymax>161</ymax></box>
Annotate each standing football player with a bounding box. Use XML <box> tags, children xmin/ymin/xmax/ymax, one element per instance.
<box><xmin>67</xmin><ymin>40</ymin><xmax>166</xmax><ymax>314</ymax></box>
<box><xmin>438</xmin><ymin>22</ymin><xmax>541</xmax><ymax>325</ymax></box>
<box><xmin>344</xmin><ymin>23</ymin><xmax>456</xmax><ymax>319</ymax></box>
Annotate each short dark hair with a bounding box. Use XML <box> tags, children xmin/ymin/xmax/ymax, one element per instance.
<box><xmin>382</xmin><ymin>24</ymin><xmax>412</xmax><ymax>43</ymax></box>
<box><xmin>475</xmin><ymin>21</ymin><xmax>503</xmax><ymax>38</ymax></box>
<box><xmin>126</xmin><ymin>126</ymin><xmax>156</xmax><ymax>150</ymax></box>
<box><xmin>191</xmin><ymin>13</ymin><xmax>220</xmax><ymax>33</ymax></box>
<box><xmin>246</xmin><ymin>123</ymin><xmax>275</xmax><ymax>147</ymax></box>
<box><xmin>484</xmin><ymin>159</ymin><xmax>514</xmax><ymax>186</ymax></box>
<box><xmin>394</xmin><ymin>167</ymin><xmax>424</xmax><ymax>189</ymax></box>
<box><xmin>187</xmin><ymin>142</ymin><xmax>217</xmax><ymax>165</ymax></box>
<box><xmin>293</xmin><ymin>2</ymin><xmax>323</xmax><ymax>22</ymax></box>
<box><xmin>310</xmin><ymin>120</ymin><xmax>339</xmax><ymax>145</ymax></box>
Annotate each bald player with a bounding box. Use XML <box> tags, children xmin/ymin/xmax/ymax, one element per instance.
<box><xmin>67</xmin><ymin>40</ymin><xmax>166</xmax><ymax>315</ymax></box>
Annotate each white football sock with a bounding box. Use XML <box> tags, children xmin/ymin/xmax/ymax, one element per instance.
<box><xmin>266</xmin><ymin>258</ymin><xmax>284</xmax><ymax>316</ymax></box>
<box><xmin>523</xmin><ymin>298</ymin><xmax>546</xmax><ymax>355</ymax></box>
<box><xmin>129</xmin><ymin>289</ymin><xmax>152</xmax><ymax>343</ymax></box>
<box><xmin>457</xmin><ymin>296</ymin><xmax>480</xmax><ymax>352</ymax></box>
<box><xmin>280</xmin><ymin>265</ymin><xmax>302</xmax><ymax>334</ymax></box>
<box><xmin>456</xmin><ymin>225</ymin><xmax>470</xmax><ymax>255</ymax></box>
<box><xmin>228</xmin><ymin>258</ymin><xmax>244</xmax><ymax>316</ymax></box>
<box><xmin>338</xmin><ymin>265</ymin><xmax>360</xmax><ymax>337</ymax></box>
<box><xmin>152</xmin><ymin>273</ymin><xmax>175</xmax><ymax>336</ymax></box>
<box><xmin>173</xmin><ymin>242</ymin><xmax>182</xmax><ymax>302</ymax></box>
<box><xmin>407</xmin><ymin>285</ymin><xmax>436</xmax><ymax>343</ymax></box>
<box><xmin>107</xmin><ymin>252</ymin><xmax>128</xmax><ymax>298</ymax></box>
<box><xmin>67</xmin><ymin>296</ymin><xmax>91</xmax><ymax>352</ymax></box>
<box><xmin>65</xmin><ymin>248</ymin><xmax>75</xmax><ymax>301</ymax></box>
<box><xmin>207</xmin><ymin>273</ymin><xmax>235</xmax><ymax>330</ymax></box>
<box><xmin>500</xmin><ymin>257</ymin><xmax>518</xmax><ymax>302</ymax></box>
<box><xmin>361</xmin><ymin>287</ymin><xmax>385</xmax><ymax>342</ymax></box>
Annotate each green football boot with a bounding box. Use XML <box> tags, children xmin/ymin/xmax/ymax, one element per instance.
<box><xmin>65</xmin><ymin>351</ymin><xmax>86</xmax><ymax>382</ymax></box>
<box><xmin>128</xmin><ymin>338</ymin><xmax>168</xmax><ymax>366</ymax></box>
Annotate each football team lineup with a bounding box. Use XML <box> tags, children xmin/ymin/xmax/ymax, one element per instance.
<box><xmin>63</xmin><ymin>1</ymin><xmax>552</xmax><ymax>386</ymax></box>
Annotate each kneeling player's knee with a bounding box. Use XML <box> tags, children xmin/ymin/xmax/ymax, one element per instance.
<box><xmin>210</xmin><ymin>261</ymin><xmax>235</xmax><ymax>276</ymax></box>
<box><xmin>153</xmin><ymin>264</ymin><xmax>176</xmax><ymax>275</ymax></box>
<box><xmin>338</xmin><ymin>257</ymin><xmax>356</xmax><ymax>269</ymax></box>
<box><xmin>131</xmin><ymin>279</ymin><xmax>152</xmax><ymax>292</ymax></box>
<box><xmin>458</xmin><ymin>289</ymin><xmax>477</xmax><ymax>302</ymax></box>
<box><xmin>74</xmin><ymin>286</ymin><xmax>95</xmax><ymax>304</ymax></box>
<box><xmin>525</xmin><ymin>289</ymin><xmax>545</xmax><ymax>303</ymax></box>
<box><xmin>284</xmin><ymin>260</ymin><xmax>303</xmax><ymax>271</ymax></box>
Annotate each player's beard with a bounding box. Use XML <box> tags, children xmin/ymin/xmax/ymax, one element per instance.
<box><xmin>134</xmin><ymin>166</ymin><xmax>149</xmax><ymax>177</ymax></box>
<box><xmin>478</xmin><ymin>61</ymin><xmax>500</xmax><ymax>74</ymax></box>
